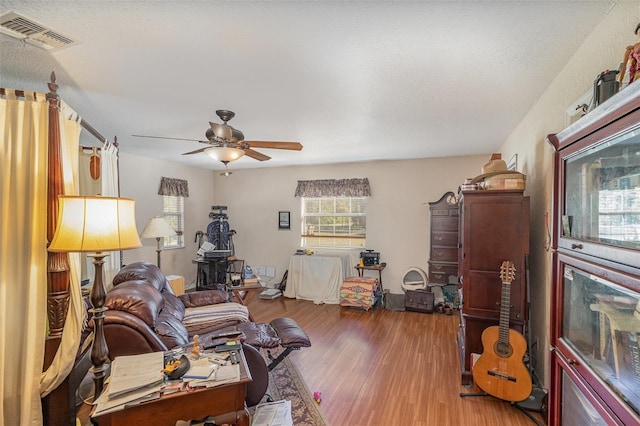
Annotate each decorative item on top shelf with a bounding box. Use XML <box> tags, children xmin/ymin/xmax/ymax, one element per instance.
<box><xmin>592</xmin><ymin>69</ymin><xmax>620</xmax><ymax>109</ymax></box>
<box><xmin>470</xmin><ymin>154</ymin><xmax>525</xmax><ymax>191</ymax></box>
<box><xmin>460</xmin><ymin>178</ymin><xmax>478</xmax><ymax>191</ymax></box>
<box><xmin>619</xmin><ymin>22</ymin><xmax>640</xmax><ymax>86</ymax></box>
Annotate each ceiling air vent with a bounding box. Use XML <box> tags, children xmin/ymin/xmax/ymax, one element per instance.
<box><xmin>0</xmin><ymin>11</ymin><xmax>79</xmax><ymax>51</ymax></box>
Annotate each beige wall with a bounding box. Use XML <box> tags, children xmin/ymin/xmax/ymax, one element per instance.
<box><xmin>211</xmin><ymin>156</ymin><xmax>486</xmax><ymax>291</ymax></box>
<box><xmin>119</xmin><ymin>152</ymin><xmax>216</xmax><ymax>285</ymax></box>
<box><xmin>119</xmin><ymin>152</ymin><xmax>485</xmax><ymax>294</ymax></box>
<box><xmin>499</xmin><ymin>2</ymin><xmax>639</xmax><ymax>386</ymax></box>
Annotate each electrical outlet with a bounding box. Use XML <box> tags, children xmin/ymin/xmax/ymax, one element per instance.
<box><xmin>257</xmin><ymin>266</ymin><xmax>276</xmax><ymax>278</ymax></box>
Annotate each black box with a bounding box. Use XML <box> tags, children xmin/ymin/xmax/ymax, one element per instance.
<box><xmin>360</xmin><ymin>250</ymin><xmax>380</xmax><ymax>266</ymax></box>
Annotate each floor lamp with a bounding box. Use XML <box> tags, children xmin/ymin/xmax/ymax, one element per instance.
<box><xmin>48</xmin><ymin>196</ymin><xmax>141</xmax><ymax>399</ymax></box>
<box><xmin>140</xmin><ymin>216</ymin><xmax>176</xmax><ymax>269</ymax></box>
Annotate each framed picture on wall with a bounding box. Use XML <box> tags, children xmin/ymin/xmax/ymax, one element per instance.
<box><xmin>279</xmin><ymin>211</ymin><xmax>290</xmax><ymax>230</ymax></box>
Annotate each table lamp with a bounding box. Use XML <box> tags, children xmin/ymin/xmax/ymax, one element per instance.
<box><xmin>140</xmin><ymin>216</ymin><xmax>177</xmax><ymax>268</ymax></box>
<box><xmin>48</xmin><ymin>196</ymin><xmax>141</xmax><ymax>399</ymax></box>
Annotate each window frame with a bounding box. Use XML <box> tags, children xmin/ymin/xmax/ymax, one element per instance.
<box><xmin>300</xmin><ymin>196</ymin><xmax>367</xmax><ymax>248</ymax></box>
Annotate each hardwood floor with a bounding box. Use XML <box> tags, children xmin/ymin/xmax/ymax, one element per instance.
<box><xmin>77</xmin><ymin>296</ymin><xmax>545</xmax><ymax>425</ymax></box>
<box><xmin>247</xmin><ymin>296</ymin><xmax>545</xmax><ymax>426</ymax></box>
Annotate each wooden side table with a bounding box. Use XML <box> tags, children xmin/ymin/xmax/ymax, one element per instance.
<box><xmin>91</xmin><ymin>350</ymin><xmax>252</xmax><ymax>426</ymax></box>
<box><xmin>354</xmin><ymin>264</ymin><xmax>386</xmax><ymax>293</ymax></box>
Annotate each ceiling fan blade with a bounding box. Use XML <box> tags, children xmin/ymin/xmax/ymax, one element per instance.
<box><xmin>242</xmin><ymin>148</ymin><xmax>271</xmax><ymax>161</ymax></box>
<box><xmin>182</xmin><ymin>147</ymin><xmax>208</xmax><ymax>155</ymax></box>
<box><xmin>132</xmin><ymin>134</ymin><xmax>204</xmax><ymax>143</ymax></box>
<box><xmin>244</xmin><ymin>141</ymin><xmax>303</xmax><ymax>151</ymax></box>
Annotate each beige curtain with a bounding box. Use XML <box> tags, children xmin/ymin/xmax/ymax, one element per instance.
<box><xmin>0</xmin><ymin>91</ymin><xmax>84</xmax><ymax>425</ymax></box>
<box><xmin>78</xmin><ymin>140</ymin><xmax>120</xmax><ymax>288</ymax></box>
<box><xmin>0</xmin><ymin>90</ymin><xmax>49</xmax><ymax>425</ymax></box>
<box><xmin>78</xmin><ymin>147</ymin><xmax>101</xmax><ymax>284</ymax></box>
<box><xmin>101</xmin><ymin>141</ymin><xmax>120</xmax><ymax>287</ymax></box>
<box><xmin>40</xmin><ymin>101</ymin><xmax>84</xmax><ymax>396</ymax></box>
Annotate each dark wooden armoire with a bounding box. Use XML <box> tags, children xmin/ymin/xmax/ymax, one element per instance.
<box><xmin>456</xmin><ymin>189</ymin><xmax>530</xmax><ymax>385</ymax></box>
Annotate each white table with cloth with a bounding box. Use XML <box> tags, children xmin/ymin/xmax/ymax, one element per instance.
<box><xmin>284</xmin><ymin>253</ymin><xmax>354</xmax><ymax>304</ymax></box>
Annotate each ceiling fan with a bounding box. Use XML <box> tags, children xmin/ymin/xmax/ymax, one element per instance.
<box><xmin>132</xmin><ymin>109</ymin><xmax>303</xmax><ymax>164</ymax></box>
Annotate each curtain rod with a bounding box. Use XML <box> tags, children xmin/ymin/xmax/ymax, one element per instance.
<box><xmin>0</xmin><ymin>87</ymin><xmax>108</xmax><ymax>145</ymax></box>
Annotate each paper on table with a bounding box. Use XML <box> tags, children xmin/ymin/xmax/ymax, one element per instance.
<box><xmin>108</xmin><ymin>352</ymin><xmax>164</xmax><ymax>397</ymax></box>
<box><xmin>93</xmin><ymin>382</ymin><xmax>162</xmax><ymax>416</ymax></box>
<box><xmin>182</xmin><ymin>358</ymin><xmax>216</xmax><ymax>379</ymax></box>
<box><xmin>186</xmin><ymin>363</ymin><xmax>240</xmax><ymax>388</ymax></box>
<box><xmin>215</xmin><ymin>364</ymin><xmax>239</xmax><ymax>381</ymax></box>
<box><xmin>251</xmin><ymin>400</ymin><xmax>292</xmax><ymax>426</ymax></box>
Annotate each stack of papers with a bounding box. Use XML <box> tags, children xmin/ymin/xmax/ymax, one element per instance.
<box><xmin>92</xmin><ymin>351</ymin><xmax>243</xmax><ymax>418</ymax></box>
<box><xmin>93</xmin><ymin>352</ymin><xmax>165</xmax><ymax>416</ymax></box>
<box><xmin>183</xmin><ymin>360</ymin><xmax>240</xmax><ymax>388</ymax></box>
<box><xmin>251</xmin><ymin>400</ymin><xmax>293</xmax><ymax>426</ymax></box>
<box><xmin>182</xmin><ymin>358</ymin><xmax>216</xmax><ymax>380</ymax></box>
<box><xmin>259</xmin><ymin>288</ymin><xmax>282</xmax><ymax>299</ymax></box>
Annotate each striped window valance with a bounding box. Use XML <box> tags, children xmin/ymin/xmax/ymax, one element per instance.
<box><xmin>158</xmin><ymin>177</ymin><xmax>189</xmax><ymax>197</ymax></box>
<box><xmin>294</xmin><ymin>178</ymin><xmax>371</xmax><ymax>197</ymax></box>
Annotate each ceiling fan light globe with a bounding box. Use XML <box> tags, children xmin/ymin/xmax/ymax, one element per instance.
<box><xmin>205</xmin><ymin>146</ymin><xmax>245</xmax><ymax>162</ymax></box>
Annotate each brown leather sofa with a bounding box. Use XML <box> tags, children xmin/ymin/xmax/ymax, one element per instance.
<box><xmin>103</xmin><ymin>262</ymin><xmax>249</xmax><ymax>357</ymax></box>
<box><xmin>102</xmin><ymin>261</ymin><xmax>311</xmax><ymax>409</ymax></box>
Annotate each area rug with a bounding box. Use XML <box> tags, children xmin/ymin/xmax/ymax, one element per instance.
<box><xmin>251</xmin><ymin>357</ymin><xmax>329</xmax><ymax>426</ymax></box>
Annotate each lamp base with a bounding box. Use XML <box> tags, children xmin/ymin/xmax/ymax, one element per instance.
<box><xmin>87</xmin><ymin>252</ymin><xmax>110</xmax><ymax>399</ymax></box>
<box><xmin>156</xmin><ymin>237</ymin><xmax>162</xmax><ymax>269</ymax></box>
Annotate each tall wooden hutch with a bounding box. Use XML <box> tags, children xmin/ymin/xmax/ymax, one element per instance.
<box><xmin>547</xmin><ymin>86</ymin><xmax>640</xmax><ymax>425</ymax></box>
<box><xmin>428</xmin><ymin>191</ymin><xmax>460</xmax><ymax>286</ymax></box>
<box><xmin>456</xmin><ymin>189</ymin><xmax>530</xmax><ymax>385</ymax></box>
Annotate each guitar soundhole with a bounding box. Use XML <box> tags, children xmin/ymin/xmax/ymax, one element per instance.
<box><xmin>494</xmin><ymin>341</ymin><xmax>513</xmax><ymax>358</ymax></box>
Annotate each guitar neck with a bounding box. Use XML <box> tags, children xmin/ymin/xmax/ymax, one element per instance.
<box><xmin>498</xmin><ymin>279</ymin><xmax>512</xmax><ymax>346</ymax></box>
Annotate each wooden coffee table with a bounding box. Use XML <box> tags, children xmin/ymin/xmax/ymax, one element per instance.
<box><xmin>91</xmin><ymin>350</ymin><xmax>252</xmax><ymax>426</ymax></box>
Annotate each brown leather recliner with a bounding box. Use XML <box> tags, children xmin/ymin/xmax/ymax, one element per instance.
<box><xmin>103</xmin><ymin>262</ymin><xmax>249</xmax><ymax>358</ymax></box>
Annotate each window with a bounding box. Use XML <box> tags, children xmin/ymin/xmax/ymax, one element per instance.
<box><xmin>163</xmin><ymin>195</ymin><xmax>184</xmax><ymax>248</ymax></box>
<box><xmin>158</xmin><ymin>177</ymin><xmax>189</xmax><ymax>249</ymax></box>
<box><xmin>301</xmin><ymin>196</ymin><xmax>366</xmax><ymax>248</ymax></box>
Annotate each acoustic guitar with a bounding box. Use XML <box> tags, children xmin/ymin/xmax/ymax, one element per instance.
<box><xmin>472</xmin><ymin>260</ymin><xmax>532</xmax><ymax>402</ymax></box>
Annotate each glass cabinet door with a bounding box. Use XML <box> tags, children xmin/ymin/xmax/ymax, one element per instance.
<box><xmin>559</xmin><ymin>262</ymin><xmax>640</xmax><ymax>418</ymax></box>
<box><xmin>561</xmin><ymin>122</ymin><xmax>640</xmax><ymax>264</ymax></box>
<box><xmin>561</xmin><ymin>370</ymin><xmax>608</xmax><ymax>425</ymax></box>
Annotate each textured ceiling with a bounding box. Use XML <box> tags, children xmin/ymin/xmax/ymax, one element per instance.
<box><xmin>0</xmin><ymin>1</ymin><xmax>615</xmax><ymax>171</ymax></box>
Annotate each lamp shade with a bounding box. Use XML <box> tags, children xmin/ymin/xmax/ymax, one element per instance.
<box><xmin>205</xmin><ymin>146</ymin><xmax>245</xmax><ymax>162</ymax></box>
<box><xmin>48</xmin><ymin>196</ymin><xmax>142</xmax><ymax>252</ymax></box>
<box><xmin>140</xmin><ymin>216</ymin><xmax>177</xmax><ymax>239</ymax></box>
